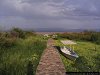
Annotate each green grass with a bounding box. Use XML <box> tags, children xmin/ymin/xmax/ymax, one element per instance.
<box><xmin>0</xmin><ymin>36</ymin><xmax>47</xmax><ymax>75</ymax></box>
<box><xmin>56</xmin><ymin>39</ymin><xmax>100</xmax><ymax>72</ymax></box>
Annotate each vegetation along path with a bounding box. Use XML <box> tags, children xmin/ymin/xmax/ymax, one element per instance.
<box><xmin>36</xmin><ymin>39</ymin><xmax>66</xmax><ymax>75</ymax></box>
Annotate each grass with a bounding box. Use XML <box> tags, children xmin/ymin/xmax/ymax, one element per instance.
<box><xmin>55</xmin><ymin>39</ymin><xmax>100</xmax><ymax>72</ymax></box>
<box><xmin>0</xmin><ymin>36</ymin><xmax>47</xmax><ymax>75</ymax></box>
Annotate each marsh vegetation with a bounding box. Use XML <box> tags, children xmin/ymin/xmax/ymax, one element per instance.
<box><xmin>55</xmin><ymin>31</ymin><xmax>100</xmax><ymax>72</ymax></box>
<box><xmin>0</xmin><ymin>28</ymin><xmax>46</xmax><ymax>75</ymax></box>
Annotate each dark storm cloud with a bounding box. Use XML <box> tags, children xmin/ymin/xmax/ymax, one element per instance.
<box><xmin>0</xmin><ymin>0</ymin><xmax>100</xmax><ymax>30</ymax></box>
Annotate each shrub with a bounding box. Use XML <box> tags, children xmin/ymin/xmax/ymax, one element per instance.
<box><xmin>0</xmin><ymin>36</ymin><xmax>16</xmax><ymax>48</ymax></box>
<box><xmin>10</xmin><ymin>28</ymin><xmax>25</xmax><ymax>39</ymax></box>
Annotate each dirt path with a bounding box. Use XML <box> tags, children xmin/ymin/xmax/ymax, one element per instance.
<box><xmin>36</xmin><ymin>39</ymin><xmax>66</xmax><ymax>75</ymax></box>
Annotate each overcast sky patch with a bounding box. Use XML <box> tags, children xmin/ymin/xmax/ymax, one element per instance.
<box><xmin>0</xmin><ymin>0</ymin><xmax>100</xmax><ymax>30</ymax></box>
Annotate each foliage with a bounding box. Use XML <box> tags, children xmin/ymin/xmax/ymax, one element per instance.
<box><xmin>10</xmin><ymin>28</ymin><xmax>25</xmax><ymax>39</ymax></box>
<box><xmin>0</xmin><ymin>36</ymin><xmax>46</xmax><ymax>75</ymax></box>
<box><xmin>0</xmin><ymin>32</ymin><xmax>17</xmax><ymax>48</ymax></box>
<box><xmin>58</xmin><ymin>31</ymin><xmax>100</xmax><ymax>44</ymax></box>
<box><xmin>56</xmin><ymin>40</ymin><xmax>100</xmax><ymax>72</ymax></box>
<box><xmin>25</xmin><ymin>31</ymin><xmax>36</xmax><ymax>38</ymax></box>
<box><xmin>0</xmin><ymin>37</ymin><xmax>16</xmax><ymax>48</ymax></box>
<box><xmin>0</xmin><ymin>27</ymin><xmax>47</xmax><ymax>75</ymax></box>
<box><xmin>0</xmin><ymin>28</ymin><xmax>37</xmax><ymax>48</ymax></box>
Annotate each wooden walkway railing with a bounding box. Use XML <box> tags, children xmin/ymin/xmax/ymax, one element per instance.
<box><xmin>36</xmin><ymin>39</ymin><xmax>66</xmax><ymax>75</ymax></box>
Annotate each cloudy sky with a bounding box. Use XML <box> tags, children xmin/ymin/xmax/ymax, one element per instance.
<box><xmin>0</xmin><ymin>0</ymin><xmax>100</xmax><ymax>30</ymax></box>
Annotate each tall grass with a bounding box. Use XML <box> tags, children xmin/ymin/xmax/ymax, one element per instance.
<box><xmin>56</xmin><ymin>40</ymin><xmax>100</xmax><ymax>72</ymax></box>
<box><xmin>0</xmin><ymin>32</ymin><xmax>47</xmax><ymax>75</ymax></box>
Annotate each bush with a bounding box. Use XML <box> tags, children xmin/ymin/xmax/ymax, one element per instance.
<box><xmin>10</xmin><ymin>28</ymin><xmax>25</xmax><ymax>39</ymax></box>
<box><xmin>0</xmin><ymin>36</ymin><xmax>16</xmax><ymax>48</ymax></box>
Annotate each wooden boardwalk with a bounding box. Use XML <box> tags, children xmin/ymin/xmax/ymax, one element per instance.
<box><xmin>36</xmin><ymin>39</ymin><xmax>66</xmax><ymax>75</ymax></box>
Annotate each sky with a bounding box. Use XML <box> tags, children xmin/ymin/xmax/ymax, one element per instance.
<box><xmin>0</xmin><ymin>0</ymin><xmax>100</xmax><ymax>30</ymax></box>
